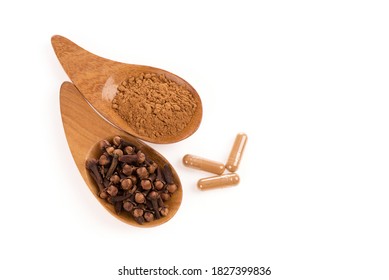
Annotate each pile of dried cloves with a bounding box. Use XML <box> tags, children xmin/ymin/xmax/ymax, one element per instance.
<box><xmin>85</xmin><ymin>135</ymin><xmax>178</xmax><ymax>224</ymax></box>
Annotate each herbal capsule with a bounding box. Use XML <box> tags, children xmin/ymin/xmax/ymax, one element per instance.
<box><xmin>197</xmin><ymin>173</ymin><xmax>240</xmax><ymax>190</ymax></box>
<box><xmin>183</xmin><ymin>154</ymin><xmax>225</xmax><ymax>175</ymax></box>
<box><xmin>226</xmin><ymin>133</ymin><xmax>248</xmax><ymax>172</ymax></box>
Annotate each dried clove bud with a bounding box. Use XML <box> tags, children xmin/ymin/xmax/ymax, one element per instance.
<box><xmin>120</xmin><ymin>178</ymin><xmax>133</xmax><ymax>190</ymax></box>
<box><xmin>99</xmin><ymin>139</ymin><xmax>111</xmax><ymax>151</ymax></box>
<box><xmin>124</xmin><ymin>145</ymin><xmax>135</xmax><ymax>155</ymax></box>
<box><xmin>134</xmin><ymin>192</ymin><xmax>146</xmax><ymax>204</ymax></box>
<box><xmin>114</xmin><ymin>201</ymin><xmax>122</xmax><ymax>214</ymax></box>
<box><xmin>132</xmin><ymin>208</ymin><xmax>145</xmax><ymax>224</ymax></box>
<box><xmin>99</xmin><ymin>165</ymin><xmax>106</xmax><ymax>178</ymax></box>
<box><xmin>98</xmin><ymin>153</ymin><xmax>111</xmax><ymax>166</ymax></box>
<box><xmin>148</xmin><ymin>173</ymin><xmax>156</xmax><ymax>182</ymax></box>
<box><xmin>110</xmin><ymin>174</ymin><xmax>120</xmax><ymax>184</ymax></box>
<box><xmin>86</xmin><ymin>159</ymin><xmax>105</xmax><ymax>193</ymax></box>
<box><xmin>110</xmin><ymin>192</ymin><xmax>132</xmax><ymax>203</ymax></box>
<box><xmin>136</xmin><ymin>150</ymin><xmax>146</xmax><ymax>164</ymax></box>
<box><xmin>141</xmin><ymin>179</ymin><xmax>152</xmax><ymax>191</ymax></box>
<box><xmin>154</xmin><ymin>180</ymin><xmax>164</xmax><ymax>191</ymax></box>
<box><xmin>123</xmin><ymin>201</ymin><xmax>134</xmax><ymax>212</ymax></box>
<box><xmin>162</xmin><ymin>164</ymin><xmax>177</xmax><ymax>194</ymax></box>
<box><xmin>106</xmin><ymin>149</ymin><xmax>123</xmax><ymax>179</ymax></box>
<box><xmin>86</xmin><ymin>159</ymin><xmax>102</xmax><ymax>184</ymax></box>
<box><xmin>163</xmin><ymin>164</ymin><xmax>175</xmax><ymax>185</ymax></box>
<box><xmin>121</xmin><ymin>139</ymin><xmax>135</xmax><ymax>148</ymax></box>
<box><xmin>156</xmin><ymin>167</ymin><xmax>165</xmax><ymax>184</ymax></box>
<box><xmin>118</xmin><ymin>154</ymin><xmax>138</xmax><ymax>164</ymax></box>
<box><xmin>148</xmin><ymin>191</ymin><xmax>161</xmax><ymax>219</ymax></box>
<box><xmin>114</xmin><ymin>149</ymin><xmax>124</xmax><ymax>157</ymax></box>
<box><xmin>99</xmin><ymin>191</ymin><xmax>108</xmax><ymax>199</ymax></box>
<box><xmin>112</xmin><ymin>135</ymin><xmax>122</xmax><ymax>147</ymax></box>
<box><xmin>159</xmin><ymin>206</ymin><xmax>169</xmax><ymax>217</ymax></box>
<box><xmin>148</xmin><ymin>162</ymin><xmax>158</xmax><ymax>174</ymax></box>
<box><xmin>121</xmin><ymin>164</ymin><xmax>134</xmax><ymax>176</ymax></box>
<box><xmin>136</xmin><ymin>167</ymin><xmax>149</xmax><ymax>179</ymax></box>
<box><xmin>119</xmin><ymin>151</ymin><xmax>145</xmax><ymax>164</ymax></box>
<box><xmin>106</xmin><ymin>185</ymin><xmax>118</xmax><ymax>197</ymax></box>
<box><xmin>128</xmin><ymin>175</ymin><xmax>137</xmax><ymax>185</ymax></box>
<box><xmin>106</xmin><ymin>146</ymin><xmax>115</xmax><ymax>156</ymax></box>
<box><xmin>167</xmin><ymin>183</ymin><xmax>178</xmax><ymax>194</ymax></box>
<box><xmin>144</xmin><ymin>212</ymin><xmax>154</xmax><ymax>222</ymax></box>
<box><xmin>158</xmin><ymin>196</ymin><xmax>165</xmax><ymax>207</ymax></box>
<box><xmin>160</xmin><ymin>192</ymin><xmax>170</xmax><ymax>201</ymax></box>
<box><xmin>88</xmin><ymin>170</ymin><xmax>105</xmax><ymax>194</ymax></box>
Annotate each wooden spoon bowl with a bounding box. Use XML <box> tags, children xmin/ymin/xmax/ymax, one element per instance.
<box><xmin>52</xmin><ymin>35</ymin><xmax>202</xmax><ymax>144</ymax></box>
<box><xmin>60</xmin><ymin>82</ymin><xmax>182</xmax><ymax>227</ymax></box>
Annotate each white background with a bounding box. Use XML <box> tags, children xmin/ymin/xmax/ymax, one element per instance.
<box><xmin>1</xmin><ymin>1</ymin><xmax>389</xmax><ymax>279</ymax></box>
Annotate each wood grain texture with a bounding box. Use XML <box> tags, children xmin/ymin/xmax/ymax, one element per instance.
<box><xmin>52</xmin><ymin>35</ymin><xmax>202</xmax><ymax>144</ymax></box>
<box><xmin>60</xmin><ymin>82</ymin><xmax>183</xmax><ymax>227</ymax></box>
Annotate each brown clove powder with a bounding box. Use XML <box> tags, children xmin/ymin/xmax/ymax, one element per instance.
<box><xmin>112</xmin><ymin>73</ymin><xmax>197</xmax><ymax>139</ymax></box>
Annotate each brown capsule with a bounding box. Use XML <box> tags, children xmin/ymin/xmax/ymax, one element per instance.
<box><xmin>197</xmin><ymin>173</ymin><xmax>240</xmax><ymax>190</ymax></box>
<box><xmin>183</xmin><ymin>154</ymin><xmax>225</xmax><ymax>175</ymax></box>
<box><xmin>226</xmin><ymin>133</ymin><xmax>247</xmax><ymax>172</ymax></box>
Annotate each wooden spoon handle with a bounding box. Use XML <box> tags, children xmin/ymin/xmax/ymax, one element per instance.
<box><xmin>60</xmin><ymin>82</ymin><xmax>119</xmax><ymax>178</ymax></box>
<box><xmin>52</xmin><ymin>36</ymin><xmax>119</xmax><ymax>97</ymax></box>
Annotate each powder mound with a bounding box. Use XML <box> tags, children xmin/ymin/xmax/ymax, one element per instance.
<box><xmin>112</xmin><ymin>73</ymin><xmax>197</xmax><ymax>140</ymax></box>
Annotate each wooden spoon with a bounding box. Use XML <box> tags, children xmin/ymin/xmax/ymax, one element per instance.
<box><xmin>60</xmin><ymin>81</ymin><xmax>183</xmax><ymax>227</ymax></box>
<box><xmin>52</xmin><ymin>35</ymin><xmax>202</xmax><ymax>144</ymax></box>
